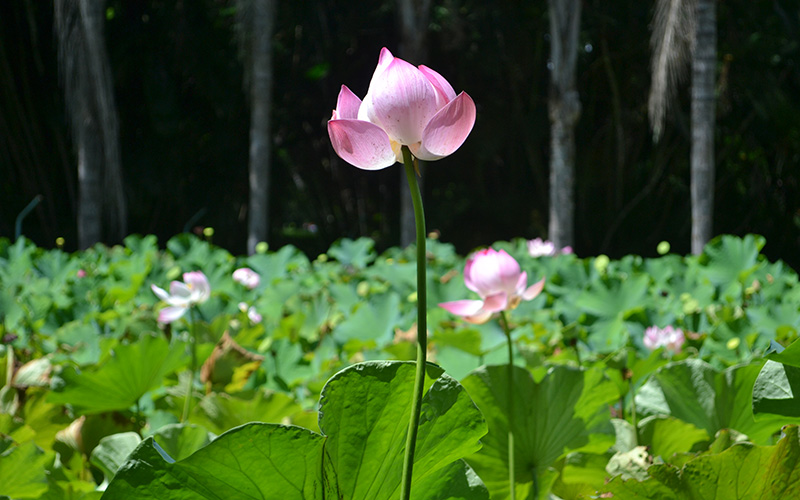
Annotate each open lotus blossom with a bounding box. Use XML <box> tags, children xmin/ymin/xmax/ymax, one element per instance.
<box><xmin>328</xmin><ymin>47</ymin><xmax>476</xmax><ymax>170</ymax></box>
<box><xmin>643</xmin><ymin>325</ymin><xmax>685</xmax><ymax>353</ymax></box>
<box><xmin>233</xmin><ymin>267</ymin><xmax>260</xmax><ymax>289</ymax></box>
<box><xmin>439</xmin><ymin>248</ymin><xmax>545</xmax><ymax>324</ymax></box>
<box><xmin>527</xmin><ymin>237</ymin><xmax>573</xmax><ymax>258</ymax></box>
<box><xmin>151</xmin><ymin>271</ymin><xmax>211</xmax><ymax>323</ymax></box>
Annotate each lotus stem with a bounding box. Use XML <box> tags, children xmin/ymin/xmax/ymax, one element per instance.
<box><xmin>181</xmin><ymin>307</ymin><xmax>198</xmax><ymax>423</ymax></box>
<box><xmin>499</xmin><ymin>311</ymin><xmax>516</xmax><ymax>499</ymax></box>
<box><xmin>400</xmin><ymin>146</ymin><xmax>427</xmax><ymax>500</ymax></box>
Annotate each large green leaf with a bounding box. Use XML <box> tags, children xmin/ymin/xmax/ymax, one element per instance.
<box><xmin>752</xmin><ymin>340</ymin><xmax>800</xmax><ymax>419</ymax></box>
<box><xmin>319</xmin><ymin>362</ymin><xmax>487</xmax><ymax>498</ymax></box>
<box><xmin>190</xmin><ymin>390</ymin><xmax>303</xmax><ymax>434</ymax></box>
<box><xmin>461</xmin><ymin>364</ymin><xmax>618</xmax><ymax>499</ymax></box>
<box><xmin>600</xmin><ymin>424</ymin><xmax>800</xmax><ymax>499</ymax></box>
<box><xmin>102</xmin><ymin>360</ymin><xmax>488</xmax><ymax>499</ymax></box>
<box><xmin>90</xmin><ymin>432</ymin><xmax>142</xmax><ymax>481</ymax></box>
<box><xmin>636</xmin><ymin>359</ymin><xmax>798</xmax><ymax>444</ymax></box>
<box><xmin>48</xmin><ymin>334</ymin><xmax>188</xmax><ymax>414</ymax></box>
<box><xmin>103</xmin><ymin>424</ymin><xmax>324</xmax><ymax>499</ymax></box>
<box><xmin>0</xmin><ymin>441</ymin><xmax>53</xmax><ymax>498</ymax></box>
<box><xmin>696</xmin><ymin>234</ymin><xmax>765</xmax><ymax>288</ymax></box>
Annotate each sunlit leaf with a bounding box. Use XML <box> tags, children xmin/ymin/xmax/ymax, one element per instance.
<box><xmin>48</xmin><ymin>334</ymin><xmax>188</xmax><ymax>414</ymax></box>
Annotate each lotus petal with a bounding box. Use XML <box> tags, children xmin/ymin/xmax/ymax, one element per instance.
<box><xmin>361</xmin><ymin>57</ymin><xmax>438</xmax><ymax>145</ymax></box>
<box><xmin>413</xmin><ymin>92</ymin><xmax>476</xmax><ymax>161</ymax></box>
<box><xmin>328</xmin><ymin>119</ymin><xmax>398</xmax><ymax>170</ymax></box>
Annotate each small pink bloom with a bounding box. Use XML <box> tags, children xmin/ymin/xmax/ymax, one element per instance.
<box><xmin>643</xmin><ymin>325</ymin><xmax>685</xmax><ymax>353</ymax></box>
<box><xmin>238</xmin><ymin>302</ymin><xmax>262</xmax><ymax>324</ymax></box>
<box><xmin>328</xmin><ymin>47</ymin><xmax>476</xmax><ymax>170</ymax></box>
<box><xmin>439</xmin><ymin>248</ymin><xmax>545</xmax><ymax>324</ymax></box>
<box><xmin>77</xmin><ymin>269</ymin><xmax>87</xmax><ymax>278</ymax></box>
<box><xmin>233</xmin><ymin>267</ymin><xmax>260</xmax><ymax>289</ymax></box>
<box><xmin>151</xmin><ymin>271</ymin><xmax>211</xmax><ymax>324</ymax></box>
<box><xmin>527</xmin><ymin>238</ymin><xmax>572</xmax><ymax>257</ymax></box>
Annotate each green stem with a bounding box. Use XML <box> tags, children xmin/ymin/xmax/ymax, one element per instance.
<box><xmin>181</xmin><ymin>308</ymin><xmax>198</xmax><ymax>423</ymax></box>
<box><xmin>628</xmin><ymin>376</ymin><xmax>638</xmax><ymax>445</ymax></box>
<box><xmin>499</xmin><ymin>311</ymin><xmax>516</xmax><ymax>499</ymax></box>
<box><xmin>400</xmin><ymin>146</ymin><xmax>427</xmax><ymax>500</ymax></box>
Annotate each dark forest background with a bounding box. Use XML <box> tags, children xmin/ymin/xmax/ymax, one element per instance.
<box><xmin>2</xmin><ymin>1</ymin><xmax>799</xmax><ymax>269</ymax></box>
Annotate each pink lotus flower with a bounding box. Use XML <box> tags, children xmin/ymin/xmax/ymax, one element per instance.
<box><xmin>233</xmin><ymin>267</ymin><xmax>260</xmax><ymax>289</ymax></box>
<box><xmin>439</xmin><ymin>248</ymin><xmax>545</xmax><ymax>324</ymax></box>
<box><xmin>151</xmin><ymin>271</ymin><xmax>211</xmax><ymax>323</ymax></box>
<box><xmin>328</xmin><ymin>47</ymin><xmax>476</xmax><ymax>170</ymax></box>
<box><xmin>527</xmin><ymin>238</ymin><xmax>573</xmax><ymax>257</ymax></box>
<box><xmin>643</xmin><ymin>325</ymin><xmax>685</xmax><ymax>353</ymax></box>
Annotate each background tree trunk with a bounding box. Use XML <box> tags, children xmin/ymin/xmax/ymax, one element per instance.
<box><xmin>691</xmin><ymin>0</ymin><xmax>716</xmax><ymax>254</ymax></box>
<box><xmin>547</xmin><ymin>0</ymin><xmax>581</xmax><ymax>250</ymax></box>
<box><xmin>397</xmin><ymin>0</ymin><xmax>431</xmax><ymax>247</ymax></box>
<box><xmin>55</xmin><ymin>0</ymin><xmax>126</xmax><ymax>249</ymax></box>
<box><xmin>240</xmin><ymin>0</ymin><xmax>277</xmax><ymax>255</ymax></box>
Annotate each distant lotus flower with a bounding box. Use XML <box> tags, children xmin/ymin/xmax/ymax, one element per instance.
<box><xmin>151</xmin><ymin>271</ymin><xmax>211</xmax><ymax>323</ymax></box>
<box><xmin>238</xmin><ymin>302</ymin><xmax>262</xmax><ymax>324</ymax></box>
<box><xmin>643</xmin><ymin>325</ymin><xmax>685</xmax><ymax>353</ymax></box>
<box><xmin>328</xmin><ymin>47</ymin><xmax>476</xmax><ymax>170</ymax></box>
<box><xmin>76</xmin><ymin>269</ymin><xmax>87</xmax><ymax>278</ymax></box>
<box><xmin>233</xmin><ymin>267</ymin><xmax>260</xmax><ymax>289</ymax></box>
<box><xmin>527</xmin><ymin>237</ymin><xmax>573</xmax><ymax>257</ymax></box>
<box><xmin>439</xmin><ymin>248</ymin><xmax>545</xmax><ymax>324</ymax></box>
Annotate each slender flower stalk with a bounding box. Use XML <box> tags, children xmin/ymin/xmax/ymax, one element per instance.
<box><xmin>327</xmin><ymin>47</ymin><xmax>475</xmax><ymax>500</ymax></box>
<box><xmin>181</xmin><ymin>307</ymin><xmax>199</xmax><ymax>422</ymax></box>
<box><xmin>439</xmin><ymin>250</ymin><xmax>544</xmax><ymax>499</ymax></box>
<box><xmin>499</xmin><ymin>311</ymin><xmax>516</xmax><ymax>499</ymax></box>
<box><xmin>400</xmin><ymin>146</ymin><xmax>427</xmax><ymax>500</ymax></box>
<box><xmin>151</xmin><ymin>271</ymin><xmax>210</xmax><ymax>423</ymax></box>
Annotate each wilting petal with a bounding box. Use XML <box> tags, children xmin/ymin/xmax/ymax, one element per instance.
<box><xmin>439</xmin><ymin>299</ymin><xmax>485</xmax><ymax>317</ymax></box>
<box><xmin>481</xmin><ymin>292</ymin><xmax>509</xmax><ymax>313</ymax></box>
<box><xmin>413</xmin><ymin>92</ymin><xmax>476</xmax><ymax>161</ymax></box>
<box><xmin>335</xmin><ymin>85</ymin><xmax>361</xmax><ymax>120</ymax></box>
<box><xmin>522</xmin><ymin>278</ymin><xmax>546</xmax><ymax>301</ymax></box>
<box><xmin>328</xmin><ymin>119</ymin><xmax>398</xmax><ymax>170</ymax></box>
<box><xmin>363</xmin><ymin>57</ymin><xmax>438</xmax><ymax>145</ymax></box>
<box><xmin>418</xmin><ymin>65</ymin><xmax>457</xmax><ymax>108</ymax></box>
<box><xmin>158</xmin><ymin>306</ymin><xmax>188</xmax><ymax>324</ymax></box>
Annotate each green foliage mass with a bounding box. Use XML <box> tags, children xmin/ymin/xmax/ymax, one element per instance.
<box><xmin>2</xmin><ymin>233</ymin><xmax>800</xmax><ymax>498</ymax></box>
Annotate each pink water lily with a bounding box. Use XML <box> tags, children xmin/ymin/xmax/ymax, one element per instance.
<box><xmin>233</xmin><ymin>267</ymin><xmax>260</xmax><ymax>289</ymax></box>
<box><xmin>439</xmin><ymin>248</ymin><xmax>545</xmax><ymax>324</ymax></box>
<box><xmin>643</xmin><ymin>325</ymin><xmax>685</xmax><ymax>353</ymax></box>
<box><xmin>328</xmin><ymin>47</ymin><xmax>476</xmax><ymax>170</ymax></box>
<box><xmin>151</xmin><ymin>271</ymin><xmax>211</xmax><ymax>323</ymax></box>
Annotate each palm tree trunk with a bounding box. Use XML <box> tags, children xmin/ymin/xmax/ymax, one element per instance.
<box><xmin>691</xmin><ymin>0</ymin><xmax>716</xmax><ymax>254</ymax></box>
<box><xmin>245</xmin><ymin>0</ymin><xmax>277</xmax><ymax>255</ymax></box>
<box><xmin>547</xmin><ymin>0</ymin><xmax>581</xmax><ymax>250</ymax></box>
<box><xmin>56</xmin><ymin>0</ymin><xmax>126</xmax><ymax>248</ymax></box>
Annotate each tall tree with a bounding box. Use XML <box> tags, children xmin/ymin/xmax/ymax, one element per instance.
<box><xmin>237</xmin><ymin>0</ymin><xmax>277</xmax><ymax>255</ymax></box>
<box><xmin>690</xmin><ymin>0</ymin><xmax>716</xmax><ymax>254</ymax></box>
<box><xmin>547</xmin><ymin>0</ymin><xmax>581</xmax><ymax>250</ymax></box>
<box><xmin>55</xmin><ymin>0</ymin><xmax>126</xmax><ymax>248</ymax></box>
<box><xmin>397</xmin><ymin>0</ymin><xmax>431</xmax><ymax>247</ymax></box>
<box><xmin>648</xmin><ymin>0</ymin><xmax>717</xmax><ymax>254</ymax></box>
